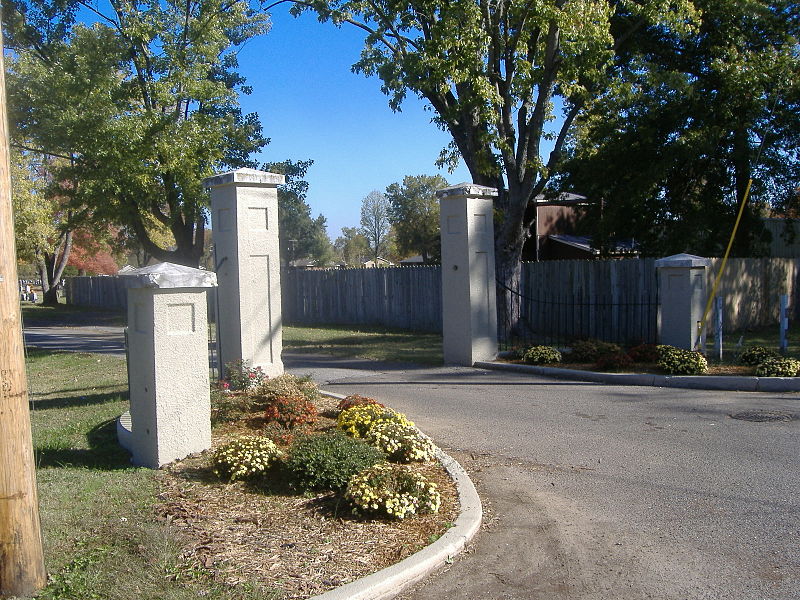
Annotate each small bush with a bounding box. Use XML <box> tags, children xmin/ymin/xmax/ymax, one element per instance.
<box><xmin>364</xmin><ymin>421</ymin><xmax>438</xmax><ymax>463</ymax></box>
<box><xmin>521</xmin><ymin>345</ymin><xmax>562</xmax><ymax>365</ymax></box>
<box><xmin>224</xmin><ymin>359</ymin><xmax>266</xmax><ymax>391</ymax></box>
<box><xmin>566</xmin><ymin>339</ymin><xmax>622</xmax><ymax>363</ymax></box>
<box><xmin>627</xmin><ymin>343</ymin><xmax>660</xmax><ymax>363</ymax></box>
<box><xmin>337</xmin><ymin>394</ymin><xmax>384</xmax><ymax>412</ymax></box>
<box><xmin>346</xmin><ymin>463</ymin><xmax>441</xmax><ymax>520</ymax></box>
<box><xmin>210</xmin><ymin>386</ymin><xmax>255</xmax><ymax>424</ymax></box>
<box><xmin>285</xmin><ymin>432</ymin><xmax>385</xmax><ymax>492</ymax></box>
<box><xmin>337</xmin><ymin>404</ymin><xmax>412</xmax><ymax>439</ymax></box>
<box><xmin>212</xmin><ymin>436</ymin><xmax>283</xmax><ymax>482</ymax></box>
<box><xmin>739</xmin><ymin>346</ymin><xmax>780</xmax><ymax>366</ymax></box>
<box><xmin>264</xmin><ymin>395</ymin><xmax>317</xmax><ymax>429</ymax></box>
<box><xmin>755</xmin><ymin>357</ymin><xmax>800</xmax><ymax>377</ymax></box>
<box><xmin>595</xmin><ymin>351</ymin><xmax>633</xmax><ymax>372</ymax></box>
<box><xmin>255</xmin><ymin>374</ymin><xmax>320</xmax><ymax>403</ymax></box>
<box><xmin>656</xmin><ymin>345</ymin><xmax>708</xmax><ymax>375</ymax></box>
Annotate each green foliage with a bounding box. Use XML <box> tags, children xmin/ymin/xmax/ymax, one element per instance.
<box><xmin>337</xmin><ymin>404</ymin><xmax>412</xmax><ymax>439</ymax></box>
<box><xmin>521</xmin><ymin>345</ymin><xmax>562</xmax><ymax>365</ymax></box>
<box><xmin>210</xmin><ymin>386</ymin><xmax>255</xmax><ymax>424</ymax></box>
<box><xmin>385</xmin><ymin>174</ymin><xmax>448</xmax><ymax>263</ymax></box>
<box><xmin>337</xmin><ymin>394</ymin><xmax>384</xmax><ymax>411</ymax></box>
<box><xmin>364</xmin><ymin>421</ymin><xmax>437</xmax><ymax>463</ymax></box>
<box><xmin>333</xmin><ymin>227</ymin><xmax>372</xmax><ymax>266</ymax></box>
<box><xmin>224</xmin><ymin>359</ymin><xmax>266</xmax><ymax>391</ymax></box>
<box><xmin>755</xmin><ymin>357</ymin><xmax>800</xmax><ymax>377</ymax></box>
<box><xmin>255</xmin><ymin>374</ymin><xmax>320</xmax><ymax>404</ymax></box>
<box><xmin>6</xmin><ymin>0</ymin><xmax>270</xmax><ymax>266</ymax></box>
<box><xmin>345</xmin><ymin>463</ymin><xmax>441</xmax><ymax>520</ymax></box>
<box><xmin>595</xmin><ymin>351</ymin><xmax>633</xmax><ymax>372</ymax></box>
<box><xmin>627</xmin><ymin>344</ymin><xmax>660</xmax><ymax>363</ymax></box>
<box><xmin>264</xmin><ymin>159</ymin><xmax>334</xmax><ymax>266</ymax></box>
<box><xmin>566</xmin><ymin>340</ymin><xmax>622</xmax><ymax>363</ymax></box>
<box><xmin>285</xmin><ymin>432</ymin><xmax>385</xmax><ymax>492</ymax></box>
<box><xmin>212</xmin><ymin>436</ymin><xmax>284</xmax><ymax>482</ymax></box>
<box><xmin>739</xmin><ymin>346</ymin><xmax>780</xmax><ymax>367</ymax></box>
<box><xmin>264</xmin><ymin>396</ymin><xmax>318</xmax><ymax>430</ymax></box>
<box><xmin>656</xmin><ymin>345</ymin><xmax>708</xmax><ymax>375</ymax></box>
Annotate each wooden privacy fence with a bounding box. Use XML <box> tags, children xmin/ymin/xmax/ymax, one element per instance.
<box><xmin>64</xmin><ymin>257</ymin><xmax>800</xmax><ymax>338</ymax></box>
<box><xmin>281</xmin><ymin>266</ymin><xmax>442</xmax><ymax>332</ymax></box>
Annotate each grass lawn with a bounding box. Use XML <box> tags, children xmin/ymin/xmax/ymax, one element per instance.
<box><xmin>24</xmin><ymin>348</ymin><xmax>278</xmax><ymax>600</ymax></box>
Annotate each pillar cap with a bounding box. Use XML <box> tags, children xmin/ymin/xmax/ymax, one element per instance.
<box><xmin>119</xmin><ymin>262</ymin><xmax>217</xmax><ymax>289</ymax></box>
<box><xmin>655</xmin><ymin>253</ymin><xmax>711</xmax><ymax>268</ymax></box>
<box><xmin>436</xmin><ymin>183</ymin><xmax>498</xmax><ymax>199</ymax></box>
<box><xmin>203</xmin><ymin>168</ymin><xmax>285</xmax><ymax>189</ymax></box>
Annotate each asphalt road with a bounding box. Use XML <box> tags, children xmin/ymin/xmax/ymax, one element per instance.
<box><xmin>22</xmin><ymin>323</ymin><xmax>800</xmax><ymax>599</ymax></box>
<box><xmin>284</xmin><ymin>356</ymin><xmax>800</xmax><ymax>600</ymax></box>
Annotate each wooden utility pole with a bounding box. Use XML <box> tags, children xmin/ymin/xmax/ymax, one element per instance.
<box><xmin>0</xmin><ymin>23</ymin><xmax>47</xmax><ymax>599</ymax></box>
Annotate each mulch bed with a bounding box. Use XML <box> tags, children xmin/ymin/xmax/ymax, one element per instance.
<box><xmin>155</xmin><ymin>395</ymin><xmax>459</xmax><ymax>599</ymax></box>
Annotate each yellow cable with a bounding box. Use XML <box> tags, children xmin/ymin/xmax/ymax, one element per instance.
<box><xmin>695</xmin><ymin>178</ymin><xmax>754</xmax><ymax>350</ymax></box>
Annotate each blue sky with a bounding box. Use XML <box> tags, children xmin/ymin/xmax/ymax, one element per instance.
<box><xmin>235</xmin><ymin>8</ymin><xmax>472</xmax><ymax>239</ymax></box>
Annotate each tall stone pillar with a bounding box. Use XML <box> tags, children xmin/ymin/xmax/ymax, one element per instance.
<box><xmin>118</xmin><ymin>263</ymin><xmax>216</xmax><ymax>468</ymax></box>
<box><xmin>204</xmin><ymin>168</ymin><xmax>285</xmax><ymax>377</ymax></box>
<box><xmin>437</xmin><ymin>183</ymin><xmax>498</xmax><ymax>366</ymax></box>
<box><xmin>655</xmin><ymin>253</ymin><xmax>711</xmax><ymax>350</ymax></box>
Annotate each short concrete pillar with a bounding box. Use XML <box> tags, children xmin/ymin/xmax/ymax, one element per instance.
<box><xmin>118</xmin><ymin>263</ymin><xmax>217</xmax><ymax>468</ymax></box>
<box><xmin>204</xmin><ymin>168</ymin><xmax>285</xmax><ymax>377</ymax></box>
<box><xmin>437</xmin><ymin>183</ymin><xmax>498</xmax><ymax>365</ymax></box>
<box><xmin>655</xmin><ymin>254</ymin><xmax>711</xmax><ymax>350</ymax></box>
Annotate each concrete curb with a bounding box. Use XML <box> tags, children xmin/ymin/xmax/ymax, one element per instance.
<box><xmin>310</xmin><ymin>392</ymin><xmax>483</xmax><ymax>600</ymax></box>
<box><xmin>474</xmin><ymin>361</ymin><xmax>800</xmax><ymax>392</ymax></box>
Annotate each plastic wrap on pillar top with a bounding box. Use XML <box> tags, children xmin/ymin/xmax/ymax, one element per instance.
<box><xmin>204</xmin><ymin>168</ymin><xmax>286</xmax><ymax>378</ymax></box>
<box><xmin>437</xmin><ymin>183</ymin><xmax>499</xmax><ymax>366</ymax></box>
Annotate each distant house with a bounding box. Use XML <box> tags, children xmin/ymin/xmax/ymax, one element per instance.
<box><xmin>362</xmin><ymin>257</ymin><xmax>394</xmax><ymax>268</ymax></box>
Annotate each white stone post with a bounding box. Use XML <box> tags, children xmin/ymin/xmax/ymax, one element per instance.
<box><xmin>204</xmin><ymin>168</ymin><xmax>285</xmax><ymax>378</ymax></box>
<box><xmin>437</xmin><ymin>183</ymin><xmax>498</xmax><ymax>365</ymax></box>
<box><xmin>118</xmin><ymin>263</ymin><xmax>216</xmax><ymax>469</ymax></box>
<box><xmin>655</xmin><ymin>254</ymin><xmax>711</xmax><ymax>351</ymax></box>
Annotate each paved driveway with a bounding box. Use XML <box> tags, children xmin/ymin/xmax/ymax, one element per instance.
<box><xmin>285</xmin><ymin>356</ymin><xmax>800</xmax><ymax>600</ymax></box>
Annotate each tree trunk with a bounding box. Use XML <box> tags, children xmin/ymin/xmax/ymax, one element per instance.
<box><xmin>493</xmin><ymin>187</ymin><xmax>530</xmax><ymax>343</ymax></box>
<box><xmin>39</xmin><ymin>230</ymin><xmax>72</xmax><ymax>306</ymax></box>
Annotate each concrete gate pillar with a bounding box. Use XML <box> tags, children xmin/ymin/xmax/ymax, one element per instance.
<box><xmin>118</xmin><ymin>262</ymin><xmax>216</xmax><ymax>468</ymax></box>
<box><xmin>655</xmin><ymin>253</ymin><xmax>711</xmax><ymax>350</ymax></box>
<box><xmin>437</xmin><ymin>183</ymin><xmax>498</xmax><ymax>366</ymax></box>
<box><xmin>204</xmin><ymin>168</ymin><xmax>285</xmax><ymax>377</ymax></box>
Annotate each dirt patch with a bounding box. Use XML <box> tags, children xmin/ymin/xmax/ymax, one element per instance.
<box><xmin>155</xmin><ymin>395</ymin><xmax>460</xmax><ymax>599</ymax></box>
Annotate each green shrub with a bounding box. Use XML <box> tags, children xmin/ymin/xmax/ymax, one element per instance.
<box><xmin>656</xmin><ymin>345</ymin><xmax>708</xmax><ymax>375</ymax></box>
<box><xmin>595</xmin><ymin>351</ymin><xmax>633</xmax><ymax>372</ymax></box>
<box><xmin>224</xmin><ymin>359</ymin><xmax>266</xmax><ymax>391</ymax></box>
<box><xmin>566</xmin><ymin>339</ymin><xmax>622</xmax><ymax>363</ymax></box>
<box><xmin>521</xmin><ymin>345</ymin><xmax>562</xmax><ymax>365</ymax></box>
<box><xmin>739</xmin><ymin>346</ymin><xmax>780</xmax><ymax>366</ymax></box>
<box><xmin>337</xmin><ymin>394</ymin><xmax>384</xmax><ymax>411</ymax></box>
<box><xmin>627</xmin><ymin>343</ymin><xmax>660</xmax><ymax>363</ymax></box>
<box><xmin>755</xmin><ymin>357</ymin><xmax>800</xmax><ymax>377</ymax></box>
<box><xmin>255</xmin><ymin>374</ymin><xmax>319</xmax><ymax>403</ymax></box>
<box><xmin>212</xmin><ymin>436</ymin><xmax>284</xmax><ymax>482</ymax></box>
<box><xmin>337</xmin><ymin>404</ymin><xmax>412</xmax><ymax>439</ymax></box>
<box><xmin>210</xmin><ymin>386</ymin><xmax>255</xmax><ymax>424</ymax></box>
<box><xmin>285</xmin><ymin>432</ymin><xmax>385</xmax><ymax>492</ymax></box>
<box><xmin>264</xmin><ymin>395</ymin><xmax>317</xmax><ymax>429</ymax></box>
<box><xmin>346</xmin><ymin>463</ymin><xmax>441</xmax><ymax>520</ymax></box>
<box><xmin>364</xmin><ymin>421</ymin><xmax>438</xmax><ymax>463</ymax></box>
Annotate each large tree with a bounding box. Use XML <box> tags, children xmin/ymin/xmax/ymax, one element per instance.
<box><xmin>386</xmin><ymin>174</ymin><xmax>447</xmax><ymax>263</ymax></box>
<box><xmin>4</xmin><ymin>0</ymin><xmax>269</xmax><ymax>266</ymax></box>
<box><xmin>561</xmin><ymin>0</ymin><xmax>800</xmax><ymax>257</ymax></box>
<box><xmin>333</xmin><ymin>226</ymin><xmax>371</xmax><ymax>265</ymax></box>
<box><xmin>291</xmin><ymin>0</ymin><xmax>698</xmax><ymax>320</ymax></box>
<box><xmin>359</xmin><ymin>190</ymin><xmax>392</xmax><ymax>262</ymax></box>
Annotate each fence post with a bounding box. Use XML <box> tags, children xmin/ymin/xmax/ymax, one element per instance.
<box><xmin>437</xmin><ymin>183</ymin><xmax>498</xmax><ymax>365</ymax></box>
<box><xmin>715</xmin><ymin>295</ymin><xmax>723</xmax><ymax>361</ymax></box>
<box><xmin>780</xmin><ymin>294</ymin><xmax>789</xmax><ymax>354</ymax></box>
